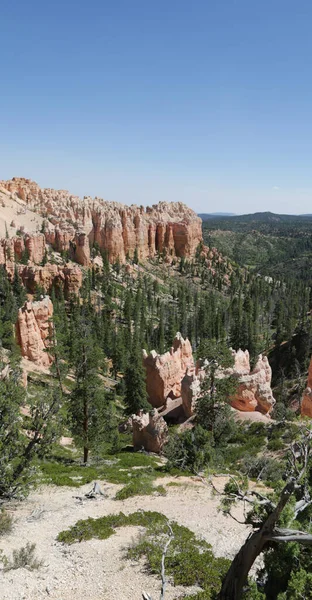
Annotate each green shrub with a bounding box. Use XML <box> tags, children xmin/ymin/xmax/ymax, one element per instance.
<box><xmin>115</xmin><ymin>474</ymin><xmax>166</xmax><ymax>500</ymax></box>
<box><xmin>127</xmin><ymin>518</ymin><xmax>230</xmax><ymax>596</ymax></box>
<box><xmin>240</xmin><ymin>455</ymin><xmax>284</xmax><ymax>485</ymax></box>
<box><xmin>267</xmin><ymin>438</ymin><xmax>284</xmax><ymax>451</ymax></box>
<box><xmin>164</xmin><ymin>426</ymin><xmax>213</xmax><ymax>472</ymax></box>
<box><xmin>57</xmin><ymin>511</ymin><xmax>167</xmax><ymax>544</ymax></box>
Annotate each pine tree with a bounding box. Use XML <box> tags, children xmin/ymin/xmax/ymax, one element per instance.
<box><xmin>124</xmin><ymin>345</ymin><xmax>151</xmax><ymax>416</ymax></box>
<box><xmin>0</xmin><ymin>360</ymin><xmax>63</xmax><ymax>499</ymax></box>
<box><xmin>68</xmin><ymin>311</ymin><xmax>110</xmax><ymax>463</ymax></box>
<box><xmin>12</xmin><ymin>265</ymin><xmax>26</xmax><ymax>308</ymax></box>
<box><xmin>133</xmin><ymin>246</ymin><xmax>139</xmax><ymax>264</ymax></box>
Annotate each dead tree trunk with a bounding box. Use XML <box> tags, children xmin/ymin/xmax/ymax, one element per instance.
<box><xmin>217</xmin><ymin>476</ymin><xmax>312</xmax><ymax>600</ymax></box>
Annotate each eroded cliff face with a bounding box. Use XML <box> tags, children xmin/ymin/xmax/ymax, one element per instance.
<box><xmin>301</xmin><ymin>357</ymin><xmax>312</xmax><ymax>418</ymax></box>
<box><xmin>143</xmin><ymin>333</ymin><xmax>194</xmax><ymax>408</ymax></box>
<box><xmin>0</xmin><ymin>234</ymin><xmax>46</xmax><ymax>265</ymax></box>
<box><xmin>4</xmin><ymin>261</ymin><xmax>82</xmax><ymax>298</ymax></box>
<box><xmin>145</xmin><ymin>337</ymin><xmax>276</xmax><ymax>418</ymax></box>
<box><xmin>16</xmin><ymin>297</ymin><xmax>53</xmax><ymax>366</ymax></box>
<box><xmin>228</xmin><ymin>351</ymin><xmax>276</xmax><ymax>415</ymax></box>
<box><xmin>0</xmin><ymin>177</ymin><xmax>203</xmax><ymax>265</ymax></box>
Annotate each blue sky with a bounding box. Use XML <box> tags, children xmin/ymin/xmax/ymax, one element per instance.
<box><xmin>1</xmin><ymin>0</ymin><xmax>312</xmax><ymax>214</ymax></box>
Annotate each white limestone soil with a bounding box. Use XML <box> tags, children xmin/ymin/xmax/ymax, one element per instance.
<box><xmin>0</xmin><ymin>477</ymin><xmax>250</xmax><ymax>600</ymax></box>
<box><xmin>0</xmin><ymin>190</ymin><xmax>44</xmax><ymax>238</ymax></box>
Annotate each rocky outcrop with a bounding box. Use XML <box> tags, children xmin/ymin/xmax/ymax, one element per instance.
<box><xmin>132</xmin><ymin>409</ymin><xmax>169</xmax><ymax>453</ymax></box>
<box><xmin>143</xmin><ymin>333</ymin><xmax>194</xmax><ymax>408</ymax></box>
<box><xmin>181</xmin><ymin>366</ymin><xmax>205</xmax><ymax>418</ymax></box>
<box><xmin>301</xmin><ymin>357</ymin><xmax>312</xmax><ymax>418</ymax></box>
<box><xmin>229</xmin><ymin>352</ymin><xmax>275</xmax><ymax>414</ymax></box>
<box><xmin>5</xmin><ymin>261</ymin><xmax>82</xmax><ymax>298</ymax></box>
<box><xmin>73</xmin><ymin>231</ymin><xmax>90</xmax><ymax>266</ymax></box>
<box><xmin>0</xmin><ymin>233</ymin><xmax>45</xmax><ymax>265</ymax></box>
<box><xmin>0</xmin><ymin>178</ymin><xmax>202</xmax><ymax>265</ymax></box>
<box><xmin>181</xmin><ymin>348</ymin><xmax>275</xmax><ymax>417</ymax></box>
<box><xmin>16</xmin><ymin>297</ymin><xmax>53</xmax><ymax>366</ymax></box>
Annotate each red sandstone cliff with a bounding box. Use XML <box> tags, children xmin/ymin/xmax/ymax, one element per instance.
<box><xmin>0</xmin><ymin>177</ymin><xmax>202</xmax><ymax>265</ymax></box>
<box><xmin>182</xmin><ymin>348</ymin><xmax>275</xmax><ymax>417</ymax></box>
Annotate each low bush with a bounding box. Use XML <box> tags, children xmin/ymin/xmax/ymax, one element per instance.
<box><xmin>0</xmin><ymin>510</ymin><xmax>13</xmax><ymax>536</ymax></box>
<box><xmin>57</xmin><ymin>510</ymin><xmax>167</xmax><ymax>544</ymax></box>
<box><xmin>127</xmin><ymin>517</ymin><xmax>230</xmax><ymax>597</ymax></box>
<box><xmin>164</xmin><ymin>426</ymin><xmax>213</xmax><ymax>472</ymax></box>
<box><xmin>2</xmin><ymin>542</ymin><xmax>43</xmax><ymax>571</ymax></box>
<box><xmin>115</xmin><ymin>471</ymin><xmax>166</xmax><ymax>500</ymax></box>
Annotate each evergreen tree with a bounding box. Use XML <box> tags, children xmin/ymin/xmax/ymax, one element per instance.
<box><xmin>12</xmin><ymin>266</ymin><xmax>26</xmax><ymax>308</ymax></box>
<box><xmin>68</xmin><ymin>312</ymin><xmax>111</xmax><ymax>463</ymax></box>
<box><xmin>124</xmin><ymin>345</ymin><xmax>151</xmax><ymax>416</ymax></box>
<box><xmin>0</xmin><ymin>360</ymin><xmax>63</xmax><ymax>499</ymax></box>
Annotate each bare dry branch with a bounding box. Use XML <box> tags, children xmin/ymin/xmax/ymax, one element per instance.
<box><xmin>142</xmin><ymin>521</ymin><xmax>174</xmax><ymax>600</ymax></box>
<box><xmin>160</xmin><ymin>523</ymin><xmax>174</xmax><ymax>600</ymax></box>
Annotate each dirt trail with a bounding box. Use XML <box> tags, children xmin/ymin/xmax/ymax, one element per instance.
<box><xmin>0</xmin><ymin>476</ymin><xmax>250</xmax><ymax>600</ymax></box>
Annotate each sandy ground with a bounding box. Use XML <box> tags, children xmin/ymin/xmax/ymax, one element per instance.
<box><xmin>0</xmin><ymin>476</ymin><xmax>251</xmax><ymax>600</ymax></box>
<box><xmin>0</xmin><ymin>189</ymin><xmax>44</xmax><ymax>238</ymax></box>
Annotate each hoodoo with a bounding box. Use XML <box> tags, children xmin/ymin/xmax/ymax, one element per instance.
<box><xmin>16</xmin><ymin>296</ymin><xmax>53</xmax><ymax>366</ymax></box>
<box><xmin>0</xmin><ymin>177</ymin><xmax>202</xmax><ymax>265</ymax></box>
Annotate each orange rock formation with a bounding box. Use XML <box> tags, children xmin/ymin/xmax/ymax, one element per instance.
<box><xmin>229</xmin><ymin>351</ymin><xmax>275</xmax><ymax>414</ymax></box>
<box><xmin>132</xmin><ymin>409</ymin><xmax>169</xmax><ymax>453</ymax></box>
<box><xmin>144</xmin><ymin>337</ymin><xmax>276</xmax><ymax>418</ymax></box>
<box><xmin>16</xmin><ymin>297</ymin><xmax>53</xmax><ymax>366</ymax></box>
<box><xmin>0</xmin><ymin>177</ymin><xmax>202</xmax><ymax>265</ymax></box>
<box><xmin>143</xmin><ymin>333</ymin><xmax>194</xmax><ymax>408</ymax></box>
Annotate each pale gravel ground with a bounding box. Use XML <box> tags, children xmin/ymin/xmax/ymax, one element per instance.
<box><xmin>0</xmin><ymin>476</ymin><xmax>251</xmax><ymax>600</ymax></box>
<box><xmin>0</xmin><ymin>190</ymin><xmax>44</xmax><ymax>238</ymax></box>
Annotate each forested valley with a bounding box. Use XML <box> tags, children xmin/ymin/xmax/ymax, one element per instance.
<box><xmin>1</xmin><ymin>201</ymin><xmax>312</xmax><ymax>600</ymax></box>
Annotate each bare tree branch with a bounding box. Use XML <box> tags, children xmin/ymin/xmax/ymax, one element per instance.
<box><xmin>160</xmin><ymin>523</ymin><xmax>174</xmax><ymax>600</ymax></box>
<box><xmin>265</xmin><ymin>528</ymin><xmax>312</xmax><ymax>545</ymax></box>
<box><xmin>217</xmin><ymin>427</ymin><xmax>312</xmax><ymax>600</ymax></box>
<box><xmin>142</xmin><ymin>522</ymin><xmax>174</xmax><ymax>600</ymax></box>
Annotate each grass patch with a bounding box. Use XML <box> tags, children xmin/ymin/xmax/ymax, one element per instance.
<box><xmin>127</xmin><ymin>516</ymin><xmax>230</xmax><ymax>597</ymax></box>
<box><xmin>166</xmin><ymin>481</ymin><xmax>183</xmax><ymax>487</ymax></box>
<box><xmin>40</xmin><ymin>462</ymin><xmax>99</xmax><ymax>487</ymax></box>
<box><xmin>57</xmin><ymin>509</ymin><xmax>229</xmax><ymax>598</ymax></box>
<box><xmin>115</xmin><ymin>473</ymin><xmax>166</xmax><ymax>500</ymax></box>
<box><xmin>39</xmin><ymin>450</ymin><xmax>169</xmax><ymax>496</ymax></box>
<box><xmin>57</xmin><ymin>510</ymin><xmax>167</xmax><ymax>544</ymax></box>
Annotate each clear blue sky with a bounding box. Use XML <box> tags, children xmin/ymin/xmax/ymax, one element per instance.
<box><xmin>1</xmin><ymin>0</ymin><xmax>312</xmax><ymax>214</ymax></box>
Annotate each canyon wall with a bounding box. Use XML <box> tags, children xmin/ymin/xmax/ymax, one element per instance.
<box><xmin>0</xmin><ymin>177</ymin><xmax>202</xmax><ymax>265</ymax></box>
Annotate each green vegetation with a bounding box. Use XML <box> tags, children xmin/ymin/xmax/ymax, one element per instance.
<box><xmin>1</xmin><ymin>208</ymin><xmax>312</xmax><ymax>598</ymax></box>
<box><xmin>127</xmin><ymin>518</ymin><xmax>230</xmax><ymax>598</ymax></box>
<box><xmin>38</xmin><ymin>447</ymin><xmax>168</xmax><ymax>500</ymax></box>
<box><xmin>57</xmin><ymin>510</ymin><xmax>166</xmax><ymax>544</ymax></box>
<box><xmin>58</xmin><ymin>510</ymin><xmax>229</xmax><ymax>598</ymax></box>
<box><xmin>1</xmin><ymin>543</ymin><xmax>43</xmax><ymax>572</ymax></box>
